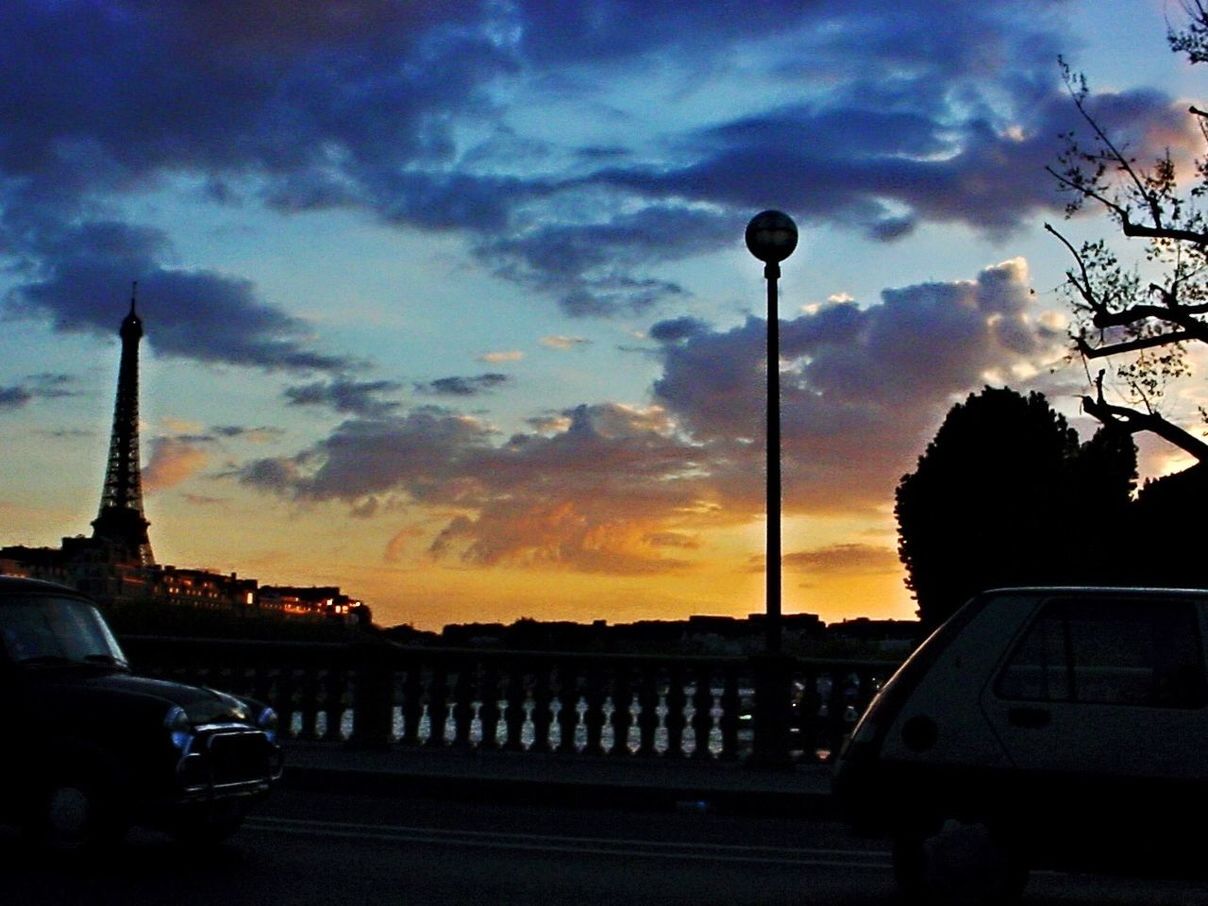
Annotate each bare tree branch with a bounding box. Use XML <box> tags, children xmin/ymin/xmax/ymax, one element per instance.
<box><xmin>1045</xmin><ymin>223</ymin><xmax>1104</xmax><ymax>311</ymax></box>
<box><xmin>1053</xmin><ymin>13</ymin><xmax>1208</xmax><ymax>461</ymax></box>
<box><xmin>1078</xmin><ymin>331</ymin><xmax>1197</xmax><ymax>358</ymax></box>
<box><xmin>1088</xmin><ymin>301</ymin><xmax>1208</xmax><ymax>333</ymax></box>
<box><xmin>1082</xmin><ymin>393</ymin><xmax>1208</xmax><ymax>462</ymax></box>
<box><xmin>1059</xmin><ymin>65</ymin><xmax>1160</xmax><ymax>226</ymax></box>
<box><xmin>1119</xmin><ymin>219</ymin><xmax>1208</xmax><ymax>245</ymax></box>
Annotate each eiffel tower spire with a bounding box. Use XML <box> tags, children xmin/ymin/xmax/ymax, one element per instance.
<box><xmin>91</xmin><ymin>283</ymin><xmax>155</xmax><ymax>565</ymax></box>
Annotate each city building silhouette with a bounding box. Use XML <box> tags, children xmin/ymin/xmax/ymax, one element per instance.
<box><xmin>0</xmin><ymin>292</ymin><xmax>366</xmax><ymax>626</ymax></box>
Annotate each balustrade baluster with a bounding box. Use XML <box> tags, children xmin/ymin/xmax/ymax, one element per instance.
<box><xmin>477</xmin><ymin>663</ymin><xmax>501</xmax><ymax>751</ymax></box>
<box><xmin>530</xmin><ymin>665</ymin><xmax>554</xmax><ymax>753</ymax></box>
<box><xmin>400</xmin><ymin>665</ymin><xmax>424</xmax><ymax>747</ymax></box>
<box><xmin>322</xmin><ymin>666</ymin><xmax>348</xmax><ymax>742</ymax></box>
<box><xmin>720</xmin><ymin>665</ymin><xmax>740</xmax><ymax>760</ymax></box>
<box><xmin>636</xmin><ymin>666</ymin><xmax>660</xmax><ymax>757</ymax></box>
<box><xmin>229</xmin><ymin>663</ymin><xmax>251</xmax><ymax>697</ymax></box>
<box><xmin>451</xmin><ymin>663</ymin><xmax>475</xmax><ymax>749</ymax></box>
<box><xmin>351</xmin><ymin>644</ymin><xmax>395</xmax><ymax>749</ymax></box>
<box><xmin>819</xmin><ymin>671</ymin><xmax>841</xmax><ymax>761</ymax></box>
<box><xmin>253</xmin><ymin>664</ymin><xmax>275</xmax><ymax>713</ymax></box>
<box><xmin>583</xmin><ymin>665</ymin><xmax>606</xmax><ymax>756</ymax></box>
<box><xmin>298</xmin><ymin>665</ymin><xmax>320</xmax><ymax>741</ymax></box>
<box><xmin>555</xmin><ymin>665</ymin><xmax>580</xmax><ymax>755</ymax></box>
<box><xmin>610</xmin><ymin>667</ymin><xmax>634</xmax><ymax>758</ymax></box>
<box><xmin>796</xmin><ymin>667</ymin><xmax>820</xmax><ymax>763</ymax></box>
<box><xmin>855</xmin><ymin>668</ymin><xmax>878</xmax><ymax>711</ymax></box>
<box><xmin>690</xmin><ymin>667</ymin><xmax>714</xmax><ymax>761</ymax></box>
<box><xmin>503</xmin><ymin>667</ymin><xmax>528</xmax><ymax>751</ymax></box>
<box><xmin>277</xmin><ymin>666</ymin><xmax>299</xmax><ymax>740</ymax></box>
<box><xmin>665</xmin><ymin>666</ymin><xmax>687</xmax><ymax>758</ymax></box>
<box><xmin>838</xmin><ymin>668</ymin><xmax>865</xmax><ymax>750</ymax></box>
<box><xmin>425</xmin><ymin>666</ymin><xmax>450</xmax><ymax>747</ymax></box>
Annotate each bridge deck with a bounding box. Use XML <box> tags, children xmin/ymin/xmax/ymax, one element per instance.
<box><xmin>282</xmin><ymin>741</ymin><xmax>836</xmax><ymax>817</ymax></box>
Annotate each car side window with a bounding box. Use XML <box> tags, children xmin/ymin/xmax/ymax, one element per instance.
<box><xmin>996</xmin><ymin>597</ymin><xmax>1207</xmax><ymax>708</ymax></box>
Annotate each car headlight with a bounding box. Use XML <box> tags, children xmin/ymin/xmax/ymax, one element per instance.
<box><xmin>257</xmin><ymin>706</ymin><xmax>279</xmax><ymax>744</ymax></box>
<box><xmin>164</xmin><ymin>705</ymin><xmax>193</xmax><ymax>751</ymax></box>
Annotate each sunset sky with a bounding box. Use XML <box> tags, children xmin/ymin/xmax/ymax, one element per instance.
<box><xmin>1</xmin><ymin>0</ymin><xmax>1205</xmax><ymax>630</ymax></box>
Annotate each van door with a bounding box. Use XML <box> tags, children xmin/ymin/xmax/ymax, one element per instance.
<box><xmin>980</xmin><ymin>594</ymin><xmax>1208</xmax><ymax>839</ymax></box>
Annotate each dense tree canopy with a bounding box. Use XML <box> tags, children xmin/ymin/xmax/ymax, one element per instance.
<box><xmin>1131</xmin><ymin>463</ymin><xmax>1208</xmax><ymax>588</ymax></box>
<box><xmin>896</xmin><ymin>387</ymin><xmax>1136</xmax><ymax>629</ymax></box>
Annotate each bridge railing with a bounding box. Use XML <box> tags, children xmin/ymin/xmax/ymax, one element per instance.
<box><xmin>121</xmin><ymin>637</ymin><xmax>901</xmax><ymax>763</ymax></box>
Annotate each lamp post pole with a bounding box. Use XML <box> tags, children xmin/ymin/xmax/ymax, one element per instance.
<box><xmin>764</xmin><ymin>257</ymin><xmax>783</xmax><ymax>657</ymax></box>
<box><xmin>745</xmin><ymin>209</ymin><xmax>798</xmax><ymax>766</ymax></box>
<box><xmin>745</xmin><ymin>210</ymin><xmax>798</xmax><ymax>656</ymax></box>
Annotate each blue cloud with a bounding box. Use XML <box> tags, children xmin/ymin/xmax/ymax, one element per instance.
<box><xmin>0</xmin><ymin>0</ymin><xmax>1186</xmax><ymax>336</ymax></box>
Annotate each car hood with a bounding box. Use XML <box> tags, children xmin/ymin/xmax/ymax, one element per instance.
<box><xmin>45</xmin><ymin>670</ymin><xmax>252</xmax><ymax>725</ymax></box>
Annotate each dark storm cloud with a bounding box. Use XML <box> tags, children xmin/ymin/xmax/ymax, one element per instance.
<box><xmin>511</xmin><ymin>0</ymin><xmax>806</xmax><ymax>63</ymax></box>
<box><xmin>0</xmin><ymin>0</ymin><xmax>504</xmax><ymax>365</ymax></box>
<box><xmin>589</xmin><ymin>84</ymin><xmax>1191</xmax><ymax>240</ymax></box>
<box><xmin>417</xmin><ymin>374</ymin><xmax>511</xmax><ymax>397</ymax></box>
<box><xmin>0</xmin><ymin>0</ymin><xmax>1188</xmax><ymax>337</ymax></box>
<box><xmin>478</xmin><ymin>203</ymin><xmax>729</xmax><ymax>316</ymax></box>
<box><xmin>284</xmin><ymin>378</ymin><xmax>402</xmax><ymax>417</ymax></box>
<box><xmin>480</xmin><ymin>2</ymin><xmax>1187</xmax><ymax>308</ymax></box>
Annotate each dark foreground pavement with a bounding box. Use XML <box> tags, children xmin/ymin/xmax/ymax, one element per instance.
<box><xmin>281</xmin><ymin>740</ymin><xmax>837</xmax><ymax>817</ymax></box>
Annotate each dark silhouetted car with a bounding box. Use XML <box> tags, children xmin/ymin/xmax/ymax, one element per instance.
<box><xmin>834</xmin><ymin>587</ymin><xmax>1208</xmax><ymax>904</ymax></box>
<box><xmin>0</xmin><ymin>576</ymin><xmax>282</xmax><ymax>850</ymax></box>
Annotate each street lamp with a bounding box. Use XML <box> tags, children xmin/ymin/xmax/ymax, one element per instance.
<box><xmin>745</xmin><ymin>210</ymin><xmax>798</xmax><ymax>657</ymax></box>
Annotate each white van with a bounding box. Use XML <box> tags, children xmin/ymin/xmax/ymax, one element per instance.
<box><xmin>833</xmin><ymin>587</ymin><xmax>1208</xmax><ymax>903</ymax></box>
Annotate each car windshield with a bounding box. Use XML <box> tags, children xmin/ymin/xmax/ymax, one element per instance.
<box><xmin>0</xmin><ymin>595</ymin><xmax>128</xmax><ymax>668</ymax></box>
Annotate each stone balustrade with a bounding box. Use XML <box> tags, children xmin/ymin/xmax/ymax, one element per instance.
<box><xmin>121</xmin><ymin>637</ymin><xmax>900</xmax><ymax>763</ymax></box>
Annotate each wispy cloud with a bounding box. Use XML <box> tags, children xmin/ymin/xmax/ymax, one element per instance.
<box><xmin>783</xmin><ymin>544</ymin><xmax>901</xmax><ymax>576</ymax></box>
<box><xmin>142</xmin><ymin>437</ymin><xmax>210</xmax><ymax>492</ymax></box>
<box><xmin>540</xmin><ymin>336</ymin><xmax>591</xmax><ymax>350</ymax></box>
<box><xmin>416</xmin><ymin>374</ymin><xmax>511</xmax><ymax>397</ymax></box>
<box><xmin>284</xmin><ymin>378</ymin><xmax>402</xmax><ymax>417</ymax></box>
<box><xmin>0</xmin><ymin>386</ymin><xmax>32</xmax><ymax>411</ymax></box>
<box><xmin>477</xmin><ymin>351</ymin><xmax>524</xmax><ymax>364</ymax></box>
<box><xmin>211</xmin><ymin>425</ymin><xmax>285</xmax><ymax>443</ymax></box>
<box><xmin>0</xmin><ymin>373</ymin><xmax>79</xmax><ymax>411</ymax></box>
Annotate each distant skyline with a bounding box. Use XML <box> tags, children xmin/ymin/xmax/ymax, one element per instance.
<box><xmin>1</xmin><ymin>1</ymin><xmax>1203</xmax><ymax>630</ymax></box>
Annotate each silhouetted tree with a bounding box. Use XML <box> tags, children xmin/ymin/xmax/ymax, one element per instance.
<box><xmin>896</xmin><ymin>387</ymin><xmax>1137</xmax><ymax>629</ymax></box>
<box><xmin>1064</xmin><ymin>422</ymin><xmax>1139</xmax><ymax>579</ymax></box>
<box><xmin>1047</xmin><ymin>2</ymin><xmax>1208</xmax><ymax>462</ymax></box>
<box><xmin>1132</xmin><ymin>464</ymin><xmax>1208</xmax><ymax>587</ymax></box>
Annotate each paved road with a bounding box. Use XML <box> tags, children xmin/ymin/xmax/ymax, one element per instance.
<box><xmin>3</xmin><ymin>790</ymin><xmax>1206</xmax><ymax>905</ymax></box>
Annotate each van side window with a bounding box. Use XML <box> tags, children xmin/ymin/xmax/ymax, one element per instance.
<box><xmin>996</xmin><ymin>598</ymin><xmax>1207</xmax><ymax>708</ymax></box>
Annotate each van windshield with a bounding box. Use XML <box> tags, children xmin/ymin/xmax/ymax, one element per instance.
<box><xmin>0</xmin><ymin>595</ymin><xmax>129</xmax><ymax>668</ymax></box>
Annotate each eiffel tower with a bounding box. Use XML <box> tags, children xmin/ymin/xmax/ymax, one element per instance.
<box><xmin>91</xmin><ymin>284</ymin><xmax>155</xmax><ymax>565</ymax></box>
